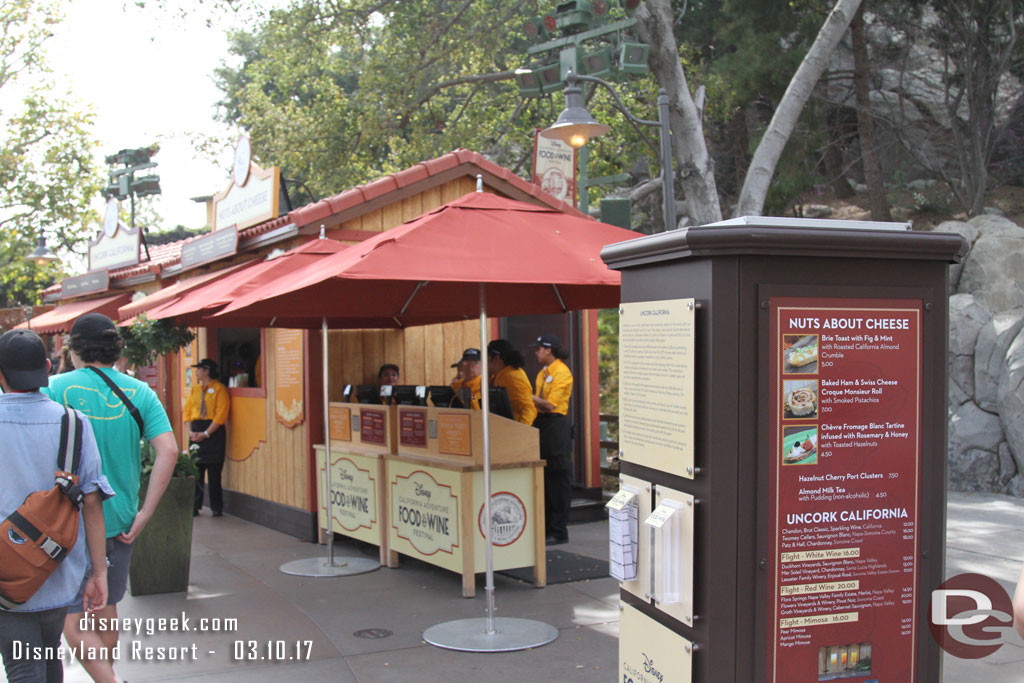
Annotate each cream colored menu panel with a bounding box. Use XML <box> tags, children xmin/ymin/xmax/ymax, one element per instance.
<box><xmin>619</xmin><ymin>298</ymin><xmax>695</xmax><ymax>478</ymax></box>
<box><xmin>619</xmin><ymin>602</ymin><xmax>692</xmax><ymax>683</ymax></box>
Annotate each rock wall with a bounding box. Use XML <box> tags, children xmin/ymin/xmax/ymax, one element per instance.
<box><xmin>936</xmin><ymin>216</ymin><xmax>1024</xmax><ymax>494</ymax></box>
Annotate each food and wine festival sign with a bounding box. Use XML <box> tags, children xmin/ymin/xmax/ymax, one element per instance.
<box><xmin>768</xmin><ymin>297</ymin><xmax>922</xmax><ymax>681</ymax></box>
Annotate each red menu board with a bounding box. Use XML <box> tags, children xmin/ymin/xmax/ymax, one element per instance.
<box><xmin>360</xmin><ymin>409</ymin><xmax>387</xmax><ymax>446</ymax></box>
<box><xmin>399</xmin><ymin>408</ymin><xmax>427</xmax><ymax>448</ymax></box>
<box><xmin>768</xmin><ymin>297</ymin><xmax>921</xmax><ymax>682</ymax></box>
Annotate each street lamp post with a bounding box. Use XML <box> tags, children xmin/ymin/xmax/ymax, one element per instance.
<box><xmin>541</xmin><ymin>70</ymin><xmax>677</xmax><ymax>232</ymax></box>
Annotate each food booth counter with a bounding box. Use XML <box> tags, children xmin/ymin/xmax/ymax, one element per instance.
<box><xmin>315</xmin><ymin>402</ymin><xmax>546</xmax><ymax>596</ymax></box>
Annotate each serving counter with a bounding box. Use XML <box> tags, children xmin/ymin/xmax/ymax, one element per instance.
<box><xmin>315</xmin><ymin>403</ymin><xmax>546</xmax><ymax>595</ymax></box>
<box><xmin>388</xmin><ymin>405</ymin><xmax>545</xmax><ymax>597</ymax></box>
<box><xmin>314</xmin><ymin>403</ymin><xmax>397</xmax><ymax>566</ymax></box>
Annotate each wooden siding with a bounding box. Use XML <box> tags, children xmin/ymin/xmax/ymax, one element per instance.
<box><xmin>223</xmin><ymin>327</ymin><xmax>309</xmax><ymax>510</ymax></box>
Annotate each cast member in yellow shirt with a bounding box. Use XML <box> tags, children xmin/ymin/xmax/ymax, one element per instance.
<box><xmin>531</xmin><ymin>333</ymin><xmax>574</xmax><ymax>545</ymax></box>
<box><xmin>450</xmin><ymin>348</ymin><xmax>482</xmax><ymax>409</ymax></box>
<box><xmin>184</xmin><ymin>358</ymin><xmax>231</xmax><ymax>517</ymax></box>
<box><xmin>487</xmin><ymin>339</ymin><xmax>536</xmax><ymax>425</ymax></box>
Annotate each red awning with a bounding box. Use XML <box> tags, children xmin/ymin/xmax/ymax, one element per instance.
<box><xmin>117</xmin><ymin>261</ymin><xmax>254</xmax><ymax>322</ymax></box>
<box><xmin>20</xmin><ymin>292</ymin><xmax>134</xmax><ymax>334</ymax></box>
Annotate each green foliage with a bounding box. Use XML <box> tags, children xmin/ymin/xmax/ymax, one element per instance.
<box><xmin>597</xmin><ymin>307</ymin><xmax>619</xmax><ymax>420</ymax></box>
<box><xmin>212</xmin><ymin>0</ymin><xmax>673</xmax><ymax>202</ymax></box>
<box><xmin>120</xmin><ymin>314</ymin><xmax>195</xmax><ymax>368</ymax></box>
<box><xmin>148</xmin><ymin>225</ymin><xmax>205</xmax><ymax>246</ymax></box>
<box><xmin>141</xmin><ymin>441</ymin><xmax>199</xmax><ymax>482</ymax></box>
<box><xmin>0</xmin><ymin>0</ymin><xmax>103</xmax><ymax>305</ymax></box>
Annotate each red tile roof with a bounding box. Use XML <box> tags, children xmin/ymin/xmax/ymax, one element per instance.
<box><xmin>45</xmin><ymin>148</ymin><xmax>582</xmax><ymax>300</ymax></box>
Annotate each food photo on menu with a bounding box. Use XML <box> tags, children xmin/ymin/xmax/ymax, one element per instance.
<box><xmin>784</xmin><ymin>379</ymin><xmax>818</xmax><ymax>419</ymax></box>
<box><xmin>782</xmin><ymin>425</ymin><xmax>818</xmax><ymax>465</ymax></box>
<box><xmin>783</xmin><ymin>334</ymin><xmax>819</xmax><ymax>374</ymax></box>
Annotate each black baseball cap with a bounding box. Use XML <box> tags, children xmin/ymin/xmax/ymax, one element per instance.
<box><xmin>70</xmin><ymin>312</ymin><xmax>119</xmax><ymax>342</ymax></box>
<box><xmin>192</xmin><ymin>358</ymin><xmax>218</xmax><ymax>373</ymax></box>
<box><xmin>0</xmin><ymin>329</ymin><xmax>50</xmax><ymax>390</ymax></box>
<box><xmin>487</xmin><ymin>339</ymin><xmax>514</xmax><ymax>356</ymax></box>
<box><xmin>529</xmin><ymin>333</ymin><xmax>562</xmax><ymax>349</ymax></box>
<box><xmin>450</xmin><ymin>348</ymin><xmax>482</xmax><ymax>368</ymax></box>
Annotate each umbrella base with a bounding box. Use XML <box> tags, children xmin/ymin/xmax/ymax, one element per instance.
<box><xmin>423</xmin><ymin>617</ymin><xmax>558</xmax><ymax>653</ymax></box>
<box><xmin>279</xmin><ymin>556</ymin><xmax>380</xmax><ymax>577</ymax></box>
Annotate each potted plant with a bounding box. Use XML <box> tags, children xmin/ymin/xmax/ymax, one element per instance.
<box><xmin>119</xmin><ymin>314</ymin><xmax>195</xmax><ymax>368</ymax></box>
<box><xmin>128</xmin><ymin>444</ymin><xmax>199</xmax><ymax>596</ymax></box>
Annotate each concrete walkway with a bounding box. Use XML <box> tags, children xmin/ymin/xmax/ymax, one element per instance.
<box><xmin>5</xmin><ymin>491</ymin><xmax>1023</xmax><ymax>682</ymax></box>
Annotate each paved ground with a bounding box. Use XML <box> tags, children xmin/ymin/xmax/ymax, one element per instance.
<box><xmin>4</xmin><ymin>491</ymin><xmax>1023</xmax><ymax>682</ymax></box>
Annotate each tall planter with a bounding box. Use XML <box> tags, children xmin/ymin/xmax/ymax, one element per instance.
<box><xmin>128</xmin><ymin>476</ymin><xmax>195</xmax><ymax>596</ymax></box>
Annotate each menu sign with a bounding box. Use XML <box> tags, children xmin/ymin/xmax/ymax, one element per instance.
<box><xmin>399</xmin><ymin>408</ymin><xmax>427</xmax><ymax>448</ymax></box>
<box><xmin>360</xmin><ymin>408</ymin><xmax>387</xmax><ymax>446</ymax></box>
<box><xmin>768</xmin><ymin>298</ymin><xmax>921</xmax><ymax>682</ymax></box>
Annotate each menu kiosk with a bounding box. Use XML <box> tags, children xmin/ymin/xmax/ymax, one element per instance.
<box><xmin>601</xmin><ymin>218</ymin><xmax>966</xmax><ymax>683</ymax></box>
<box><xmin>314</xmin><ymin>402</ymin><xmax>396</xmax><ymax>566</ymax></box>
<box><xmin>387</xmin><ymin>404</ymin><xmax>545</xmax><ymax>597</ymax></box>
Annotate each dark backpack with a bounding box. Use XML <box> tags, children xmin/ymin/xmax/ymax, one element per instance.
<box><xmin>0</xmin><ymin>406</ymin><xmax>85</xmax><ymax>609</ymax></box>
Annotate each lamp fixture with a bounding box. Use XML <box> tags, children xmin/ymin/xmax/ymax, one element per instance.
<box><xmin>539</xmin><ymin>70</ymin><xmax>677</xmax><ymax>231</ymax></box>
<box><xmin>538</xmin><ymin>75</ymin><xmax>610</xmax><ymax>148</ymax></box>
<box><xmin>25</xmin><ymin>228</ymin><xmax>58</xmax><ymax>266</ymax></box>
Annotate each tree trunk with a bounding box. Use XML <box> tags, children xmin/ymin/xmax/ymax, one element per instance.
<box><xmin>637</xmin><ymin>0</ymin><xmax>722</xmax><ymax>227</ymax></box>
<box><xmin>730</xmin><ymin>107</ymin><xmax>750</xmax><ymax>196</ymax></box>
<box><xmin>850</xmin><ymin>6</ymin><xmax>891</xmax><ymax>221</ymax></box>
<box><xmin>823</xmin><ymin>106</ymin><xmax>855</xmax><ymax>199</ymax></box>
<box><xmin>734</xmin><ymin>0</ymin><xmax>863</xmax><ymax>217</ymax></box>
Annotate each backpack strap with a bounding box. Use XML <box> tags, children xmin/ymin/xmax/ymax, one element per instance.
<box><xmin>55</xmin><ymin>407</ymin><xmax>85</xmax><ymax>510</ymax></box>
<box><xmin>85</xmin><ymin>366</ymin><xmax>144</xmax><ymax>435</ymax></box>
<box><xmin>5</xmin><ymin>510</ymin><xmax>70</xmax><ymax>561</ymax></box>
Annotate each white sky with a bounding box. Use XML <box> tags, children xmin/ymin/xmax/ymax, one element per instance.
<box><xmin>46</xmin><ymin>0</ymin><xmax>255</xmax><ymax>231</ymax></box>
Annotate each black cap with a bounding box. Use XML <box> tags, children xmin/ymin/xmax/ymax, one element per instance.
<box><xmin>450</xmin><ymin>348</ymin><xmax>481</xmax><ymax>368</ymax></box>
<box><xmin>192</xmin><ymin>358</ymin><xmax>218</xmax><ymax>373</ymax></box>
<box><xmin>487</xmin><ymin>339</ymin><xmax>514</xmax><ymax>356</ymax></box>
<box><xmin>529</xmin><ymin>333</ymin><xmax>562</xmax><ymax>349</ymax></box>
<box><xmin>0</xmin><ymin>329</ymin><xmax>49</xmax><ymax>390</ymax></box>
<box><xmin>70</xmin><ymin>312</ymin><xmax>118</xmax><ymax>342</ymax></box>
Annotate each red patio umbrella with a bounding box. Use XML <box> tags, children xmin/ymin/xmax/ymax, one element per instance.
<box><xmin>117</xmin><ymin>260</ymin><xmax>255</xmax><ymax>324</ymax></box>
<box><xmin>146</xmin><ymin>237</ymin><xmax>350</xmax><ymax>326</ymax></box>
<box><xmin>208</xmin><ymin>190</ymin><xmax>640</xmax><ymax>650</ymax></box>
<box><xmin>215</xmin><ymin>191</ymin><xmax>636</xmax><ymax>326</ymax></box>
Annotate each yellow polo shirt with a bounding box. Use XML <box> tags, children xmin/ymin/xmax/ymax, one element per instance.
<box><xmin>494</xmin><ymin>366</ymin><xmax>537</xmax><ymax>425</ymax></box>
<box><xmin>534</xmin><ymin>359</ymin><xmax>572</xmax><ymax>415</ymax></box>
<box><xmin>183</xmin><ymin>380</ymin><xmax>231</xmax><ymax>425</ymax></box>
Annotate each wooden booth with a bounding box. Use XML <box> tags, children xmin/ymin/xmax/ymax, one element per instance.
<box><xmin>165</xmin><ymin>150</ymin><xmax>604</xmax><ymax>555</ymax></box>
<box><xmin>33</xmin><ymin>151</ymin><xmax>606</xmax><ymax>581</ymax></box>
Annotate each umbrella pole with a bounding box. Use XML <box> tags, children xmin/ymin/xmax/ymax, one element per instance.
<box><xmin>280</xmin><ymin>317</ymin><xmax>380</xmax><ymax>578</ymax></box>
<box><xmin>478</xmin><ymin>287</ymin><xmax>495</xmax><ymax>633</ymax></box>
<box><xmin>422</xmin><ymin>284</ymin><xmax>557</xmax><ymax>652</ymax></box>
<box><xmin>324</xmin><ymin>317</ymin><xmax>336</xmax><ymax>565</ymax></box>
